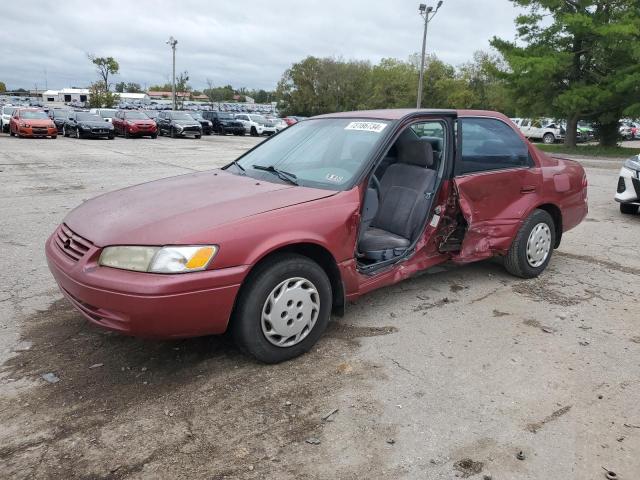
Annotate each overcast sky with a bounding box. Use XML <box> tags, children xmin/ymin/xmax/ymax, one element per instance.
<box><xmin>0</xmin><ymin>0</ymin><xmax>523</xmax><ymax>92</ymax></box>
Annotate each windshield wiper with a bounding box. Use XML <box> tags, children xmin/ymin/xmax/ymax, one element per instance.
<box><xmin>230</xmin><ymin>160</ymin><xmax>246</xmax><ymax>173</ymax></box>
<box><xmin>252</xmin><ymin>164</ymin><xmax>299</xmax><ymax>185</ymax></box>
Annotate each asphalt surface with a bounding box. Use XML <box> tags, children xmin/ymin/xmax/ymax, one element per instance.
<box><xmin>0</xmin><ymin>133</ymin><xmax>639</xmax><ymax>480</ymax></box>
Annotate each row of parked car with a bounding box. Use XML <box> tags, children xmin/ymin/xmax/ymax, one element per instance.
<box><xmin>0</xmin><ymin>103</ymin><xmax>307</xmax><ymax>139</ymax></box>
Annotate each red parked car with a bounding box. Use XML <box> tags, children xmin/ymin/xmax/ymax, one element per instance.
<box><xmin>46</xmin><ymin>109</ymin><xmax>588</xmax><ymax>363</ymax></box>
<box><xmin>112</xmin><ymin>110</ymin><xmax>158</xmax><ymax>138</ymax></box>
<box><xmin>10</xmin><ymin>108</ymin><xmax>57</xmax><ymax>138</ymax></box>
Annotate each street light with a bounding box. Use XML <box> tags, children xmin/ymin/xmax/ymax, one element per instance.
<box><xmin>416</xmin><ymin>1</ymin><xmax>443</xmax><ymax>109</ymax></box>
<box><xmin>166</xmin><ymin>36</ymin><xmax>178</xmax><ymax>110</ymax></box>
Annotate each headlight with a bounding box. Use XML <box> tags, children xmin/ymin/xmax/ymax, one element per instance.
<box><xmin>207</xmin><ymin>121</ymin><xmax>212</xmax><ymax>126</ymax></box>
<box><xmin>176</xmin><ymin>124</ymin><xmax>184</xmax><ymax>131</ymax></box>
<box><xmin>623</xmin><ymin>156</ymin><xmax>640</xmax><ymax>171</ymax></box>
<box><xmin>99</xmin><ymin>245</ymin><xmax>218</xmax><ymax>273</ymax></box>
<box><xmin>80</xmin><ymin>123</ymin><xmax>90</xmax><ymax>129</ymax></box>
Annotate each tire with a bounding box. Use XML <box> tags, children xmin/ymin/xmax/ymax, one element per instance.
<box><xmin>51</xmin><ymin>135</ymin><xmax>57</xmax><ymax>139</ymax></box>
<box><xmin>124</xmin><ymin>129</ymin><xmax>130</xmax><ymax>139</ymax></box>
<box><xmin>218</xmin><ymin>126</ymin><xmax>225</xmax><ymax>136</ymax></box>
<box><xmin>170</xmin><ymin>127</ymin><xmax>176</xmax><ymax>138</ymax></box>
<box><xmin>231</xmin><ymin>254</ymin><xmax>332</xmax><ymax>363</ymax></box>
<box><xmin>195</xmin><ymin>134</ymin><xmax>201</xmax><ymax>139</ymax></box>
<box><xmin>158</xmin><ymin>127</ymin><xmax>163</xmax><ymax>136</ymax></box>
<box><xmin>250</xmin><ymin>127</ymin><xmax>258</xmax><ymax>137</ymax></box>
<box><xmin>504</xmin><ymin>209</ymin><xmax>555</xmax><ymax>279</ymax></box>
<box><xmin>75</xmin><ymin>128</ymin><xmax>81</xmax><ymax>139</ymax></box>
<box><xmin>543</xmin><ymin>133</ymin><xmax>555</xmax><ymax>144</ymax></box>
<box><xmin>108</xmin><ymin>134</ymin><xmax>114</xmax><ymax>140</ymax></box>
<box><xmin>151</xmin><ymin>133</ymin><xmax>158</xmax><ymax>139</ymax></box>
<box><xmin>620</xmin><ymin>203</ymin><xmax>638</xmax><ymax>214</ymax></box>
<box><xmin>63</xmin><ymin>126</ymin><xmax>68</xmax><ymax>137</ymax></box>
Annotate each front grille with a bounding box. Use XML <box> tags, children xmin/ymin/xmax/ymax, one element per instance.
<box><xmin>54</xmin><ymin>224</ymin><xmax>93</xmax><ymax>262</ymax></box>
<box><xmin>617</xmin><ymin>177</ymin><xmax>626</xmax><ymax>193</ymax></box>
<box><xmin>91</xmin><ymin>128</ymin><xmax>109</xmax><ymax>134</ymax></box>
<box><xmin>184</xmin><ymin>126</ymin><xmax>200</xmax><ymax>132</ymax></box>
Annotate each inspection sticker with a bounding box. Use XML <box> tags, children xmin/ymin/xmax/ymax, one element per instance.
<box><xmin>345</xmin><ymin>121</ymin><xmax>387</xmax><ymax>133</ymax></box>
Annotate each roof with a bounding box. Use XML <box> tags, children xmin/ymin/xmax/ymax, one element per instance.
<box><xmin>118</xmin><ymin>92</ymin><xmax>148</xmax><ymax>99</ymax></box>
<box><xmin>313</xmin><ymin>108</ymin><xmax>508</xmax><ymax>121</ymax></box>
<box><xmin>58</xmin><ymin>88</ymin><xmax>90</xmax><ymax>94</ymax></box>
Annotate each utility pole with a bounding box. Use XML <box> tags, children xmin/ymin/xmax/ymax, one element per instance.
<box><xmin>416</xmin><ymin>1</ymin><xmax>443</xmax><ymax>109</ymax></box>
<box><xmin>167</xmin><ymin>36</ymin><xmax>178</xmax><ymax>110</ymax></box>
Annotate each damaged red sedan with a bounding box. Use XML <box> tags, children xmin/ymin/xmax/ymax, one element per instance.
<box><xmin>46</xmin><ymin>109</ymin><xmax>588</xmax><ymax>363</ymax></box>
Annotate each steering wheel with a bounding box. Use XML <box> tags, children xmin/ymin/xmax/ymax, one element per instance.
<box><xmin>371</xmin><ymin>174</ymin><xmax>382</xmax><ymax>205</ymax></box>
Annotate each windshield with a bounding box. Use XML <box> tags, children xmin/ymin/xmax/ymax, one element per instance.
<box><xmin>250</xmin><ymin>115</ymin><xmax>267</xmax><ymax>124</ymax></box>
<box><xmin>99</xmin><ymin>110</ymin><xmax>116</xmax><ymax>118</ymax></box>
<box><xmin>233</xmin><ymin>118</ymin><xmax>390</xmax><ymax>190</ymax></box>
<box><xmin>2</xmin><ymin>107</ymin><xmax>16</xmax><ymax>115</ymax></box>
<box><xmin>21</xmin><ymin>111</ymin><xmax>49</xmax><ymax>119</ymax></box>
<box><xmin>125</xmin><ymin>111</ymin><xmax>149</xmax><ymax>119</ymax></box>
<box><xmin>77</xmin><ymin>113</ymin><xmax>101</xmax><ymax>121</ymax></box>
<box><xmin>53</xmin><ymin>110</ymin><xmax>70</xmax><ymax>118</ymax></box>
<box><xmin>170</xmin><ymin>112</ymin><xmax>195</xmax><ymax>120</ymax></box>
<box><xmin>188</xmin><ymin>112</ymin><xmax>203</xmax><ymax>119</ymax></box>
<box><xmin>218</xmin><ymin>113</ymin><xmax>232</xmax><ymax>119</ymax></box>
<box><xmin>143</xmin><ymin>110</ymin><xmax>158</xmax><ymax>118</ymax></box>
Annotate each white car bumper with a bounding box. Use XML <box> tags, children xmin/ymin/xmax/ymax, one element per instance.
<box><xmin>257</xmin><ymin>125</ymin><xmax>276</xmax><ymax>135</ymax></box>
<box><xmin>615</xmin><ymin>166</ymin><xmax>640</xmax><ymax>204</ymax></box>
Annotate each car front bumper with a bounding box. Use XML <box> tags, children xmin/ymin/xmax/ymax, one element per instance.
<box><xmin>220</xmin><ymin>124</ymin><xmax>245</xmax><ymax>134</ymax></box>
<box><xmin>45</xmin><ymin>229</ymin><xmax>247</xmax><ymax>338</ymax></box>
<box><xmin>615</xmin><ymin>166</ymin><xmax>640</xmax><ymax>205</ymax></box>
<box><xmin>127</xmin><ymin>125</ymin><xmax>157</xmax><ymax>136</ymax></box>
<box><xmin>17</xmin><ymin>126</ymin><xmax>57</xmax><ymax>137</ymax></box>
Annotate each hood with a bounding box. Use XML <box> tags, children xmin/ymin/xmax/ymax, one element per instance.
<box><xmin>24</xmin><ymin>119</ymin><xmax>54</xmax><ymax>127</ymax></box>
<box><xmin>172</xmin><ymin>119</ymin><xmax>200</xmax><ymax>126</ymax></box>
<box><xmin>79</xmin><ymin>120</ymin><xmax>113</xmax><ymax>128</ymax></box>
<box><xmin>65</xmin><ymin>170</ymin><xmax>336</xmax><ymax>246</ymax></box>
<box><xmin>129</xmin><ymin>119</ymin><xmax>156</xmax><ymax>126</ymax></box>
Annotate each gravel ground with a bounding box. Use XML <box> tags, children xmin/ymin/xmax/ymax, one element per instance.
<box><xmin>0</xmin><ymin>133</ymin><xmax>639</xmax><ymax>480</ymax></box>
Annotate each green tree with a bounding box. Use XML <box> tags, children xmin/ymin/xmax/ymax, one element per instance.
<box><xmin>276</xmin><ymin>56</ymin><xmax>370</xmax><ymax>116</ymax></box>
<box><xmin>115</xmin><ymin>82</ymin><xmax>143</xmax><ymax>93</ymax></box>
<box><xmin>88</xmin><ymin>82</ymin><xmax>119</xmax><ymax>108</ymax></box>
<box><xmin>368</xmin><ymin>58</ymin><xmax>417</xmax><ymax>109</ymax></box>
<box><xmin>175</xmin><ymin>71</ymin><xmax>191</xmax><ymax>109</ymax></box>
<box><xmin>492</xmin><ymin>0</ymin><xmax>640</xmax><ymax>146</ymax></box>
<box><xmin>88</xmin><ymin>55</ymin><xmax>120</xmax><ymax>91</ymax></box>
<box><xmin>0</xmin><ymin>81</ymin><xmax>6</xmax><ymax>92</ymax></box>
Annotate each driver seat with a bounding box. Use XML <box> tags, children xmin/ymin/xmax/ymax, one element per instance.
<box><xmin>358</xmin><ymin>139</ymin><xmax>437</xmax><ymax>261</ymax></box>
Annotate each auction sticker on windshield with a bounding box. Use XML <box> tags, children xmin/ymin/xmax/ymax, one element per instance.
<box><xmin>345</xmin><ymin>121</ymin><xmax>387</xmax><ymax>133</ymax></box>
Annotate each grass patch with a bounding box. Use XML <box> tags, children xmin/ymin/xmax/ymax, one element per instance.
<box><xmin>537</xmin><ymin>143</ymin><xmax>640</xmax><ymax>158</ymax></box>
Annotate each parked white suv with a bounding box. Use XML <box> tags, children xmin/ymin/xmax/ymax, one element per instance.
<box><xmin>89</xmin><ymin>108</ymin><xmax>118</xmax><ymax>123</ymax></box>
<box><xmin>234</xmin><ymin>114</ymin><xmax>277</xmax><ymax>136</ymax></box>
<box><xmin>1</xmin><ymin>105</ymin><xmax>16</xmax><ymax>133</ymax></box>
<box><xmin>616</xmin><ymin>155</ymin><xmax>640</xmax><ymax>214</ymax></box>
<box><xmin>512</xmin><ymin>118</ymin><xmax>565</xmax><ymax>144</ymax></box>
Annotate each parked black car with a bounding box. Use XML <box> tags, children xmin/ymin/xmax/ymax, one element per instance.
<box><xmin>187</xmin><ymin>111</ymin><xmax>213</xmax><ymax>135</ymax></box>
<box><xmin>157</xmin><ymin>111</ymin><xmax>202</xmax><ymax>138</ymax></box>
<box><xmin>202</xmin><ymin>111</ymin><xmax>245</xmax><ymax>135</ymax></box>
<box><xmin>63</xmin><ymin>112</ymin><xmax>115</xmax><ymax>139</ymax></box>
<box><xmin>49</xmin><ymin>109</ymin><xmax>72</xmax><ymax>133</ymax></box>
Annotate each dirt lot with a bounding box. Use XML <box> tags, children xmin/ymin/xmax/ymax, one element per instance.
<box><xmin>0</xmin><ymin>133</ymin><xmax>639</xmax><ymax>480</ymax></box>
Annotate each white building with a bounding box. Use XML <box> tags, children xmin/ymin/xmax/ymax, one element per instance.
<box><xmin>117</xmin><ymin>92</ymin><xmax>149</xmax><ymax>102</ymax></box>
<box><xmin>42</xmin><ymin>88</ymin><xmax>90</xmax><ymax>103</ymax></box>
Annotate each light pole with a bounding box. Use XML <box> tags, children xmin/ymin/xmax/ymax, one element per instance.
<box><xmin>416</xmin><ymin>1</ymin><xmax>443</xmax><ymax>109</ymax></box>
<box><xmin>166</xmin><ymin>36</ymin><xmax>178</xmax><ymax>110</ymax></box>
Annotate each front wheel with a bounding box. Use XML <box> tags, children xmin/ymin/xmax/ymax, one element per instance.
<box><xmin>63</xmin><ymin>126</ymin><xmax>68</xmax><ymax>137</ymax></box>
<box><xmin>75</xmin><ymin>128</ymin><xmax>81</xmax><ymax>139</ymax></box>
<box><xmin>250</xmin><ymin>127</ymin><xmax>258</xmax><ymax>137</ymax></box>
<box><xmin>504</xmin><ymin>209</ymin><xmax>555</xmax><ymax>278</ymax></box>
<box><xmin>151</xmin><ymin>133</ymin><xmax>158</xmax><ymax>139</ymax></box>
<box><xmin>231</xmin><ymin>254</ymin><xmax>332</xmax><ymax>363</ymax></box>
<box><xmin>170</xmin><ymin>127</ymin><xmax>176</xmax><ymax>138</ymax></box>
<box><xmin>543</xmin><ymin>133</ymin><xmax>555</xmax><ymax>144</ymax></box>
<box><xmin>620</xmin><ymin>203</ymin><xmax>638</xmax><ymax>215</ymax></box>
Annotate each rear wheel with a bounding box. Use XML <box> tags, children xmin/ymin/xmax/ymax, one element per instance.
<box><xmin>231</xmin><ymin>254</ymin><xmax>332</xmax><ymax>363</ymax></box>
<box><xmin>620</xmin><ymin>203</ymin><xmax>638</xmax><ymax>214</ymax></box>
<box><xmin>504</xmin><ymin>209</ymin><xmax>555</xmax><ymax>278</ymax></box>
<box><xmin>250</xmin><ymin>127</ymin><xmax>258</xmax><ymax>137</ymax></box>
<box><xmin>543</xmin><ymin>133</ymin><xmax>555</xmax><ymax>144</ymax></box>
